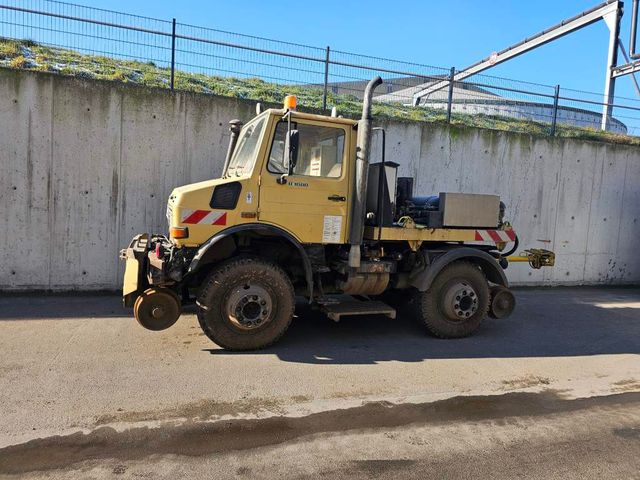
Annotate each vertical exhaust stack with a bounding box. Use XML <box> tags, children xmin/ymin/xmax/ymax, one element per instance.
<box><xmin>348</xmin><ymin>76</ymin><xmax>383</xmax><ymax>268</ymax></box>
<box><xmin>221</xmin><ymin>119</ymin><xmax>243</xmax><ymax>177</ymax></box>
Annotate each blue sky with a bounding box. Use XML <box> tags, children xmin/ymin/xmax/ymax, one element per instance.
<box><xmin>31</xmin><ymin>0</ymin><xmax>640</xmax><ymax>101</ymax></box>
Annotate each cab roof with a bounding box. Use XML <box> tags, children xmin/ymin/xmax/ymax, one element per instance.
<box><xmin>263</xmin><ymin>108</ymin><xmax>358</xmax><ymax>127</ymax></box>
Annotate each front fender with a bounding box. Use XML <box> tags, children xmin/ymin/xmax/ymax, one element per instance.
<box><xmin>410</xmin><ymin>247</ymin><xmax>508</xmax><ymax>292</ymax></box>
<box><xmin>186</xmin><ymin>223</ymin><xmax>314</xmax><ymax>299</ymax></box>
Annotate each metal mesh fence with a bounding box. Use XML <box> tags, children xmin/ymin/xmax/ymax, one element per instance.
<box><xmin>0</xmin><ymin>0</ymin><xmax>173</xmax><ymax>83</ymax></box>
<box><xmin>2</xmin><ymin>0</ymin><xmax>640</xmax><ymax>138</ymax></box>
<box><xmin>175</xmin><ymin>22</ymin><xmax>326</xmax><ymax>86</ymax></box>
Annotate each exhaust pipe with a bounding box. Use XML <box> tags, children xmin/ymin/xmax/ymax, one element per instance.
<box><xmin>221</xmin><ymin>119</ymin><xmax>243</xmax><ymax>177</ymax></box>
<box><xmin>348</xmin><ymin>76</ymin><xmax>383</xmax><ymax>268</ymax></box>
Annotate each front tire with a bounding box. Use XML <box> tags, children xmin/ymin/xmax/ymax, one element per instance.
<box><xmin>197</xmin><ymin>257</ymin><xmax>295</xmax><ymax>351</ymax></box>
<box><xmin>413</xmin><ymin>261</ymin><xmax>490</xmax><ymax>338</ymax></box>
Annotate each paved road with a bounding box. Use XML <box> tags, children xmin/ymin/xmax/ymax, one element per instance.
<box><xmin>0</xmin><ymin>287</ymin><xmax>639</xmax><ymax>478</ymax></box>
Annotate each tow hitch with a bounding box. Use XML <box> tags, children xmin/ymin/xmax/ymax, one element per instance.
<box><xmin>507</xmin><ymin>249</ymin><xmax>556</xmax><ymax>269</ymax></box>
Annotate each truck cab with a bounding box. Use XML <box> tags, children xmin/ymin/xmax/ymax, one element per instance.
<box><xmin>121</xmin><ymin>78</ymin><xmax>554</xmax><ymax>351</ymax></box>
<box><xmin>166</xmin><ymin>107</ymin><xmax>358</xmax><ymax>249</ymax></box>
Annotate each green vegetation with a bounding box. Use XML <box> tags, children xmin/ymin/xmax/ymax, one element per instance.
<box><xmin>1</xmin><ymin>38</ymin><xmax>638</xmax><ymax>146</ymax></box>
<box><xmin>0</xmin><ymin>39</ymin><xmax>20</xmax><ymax>57</ymax></box>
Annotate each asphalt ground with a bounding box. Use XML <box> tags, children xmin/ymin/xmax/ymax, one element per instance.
<box><xmin>0</xmin><ymin>287</ymin><xmax>638</xmax><ymax>478</ymax></box>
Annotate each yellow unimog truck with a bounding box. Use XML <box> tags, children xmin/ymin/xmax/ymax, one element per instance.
<box><xmin>120</xmin><ymin>77</ymin><xmax>553</xmax><ymax>351</ymax></box>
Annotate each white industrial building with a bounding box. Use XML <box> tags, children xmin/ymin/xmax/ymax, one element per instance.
<box><xmin>324</xmin><ymin>76</ymin><xmax>627</xmax><ymax>134</ymax></box>
<box><xmin>375</xmin><ymin>78</ymin><xmax>628</xmax><ymax>134</ymax></box>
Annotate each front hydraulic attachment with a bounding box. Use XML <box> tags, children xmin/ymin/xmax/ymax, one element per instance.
<box><xmin>507</xmin><ymin>249</ymin><xmax>555</xmax><ymax>269</ymax></box>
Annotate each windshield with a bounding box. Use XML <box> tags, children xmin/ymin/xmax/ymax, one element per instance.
<box><xmin>226</xmin><ymin>115</ymin><xmax>267</xmax><ymax>177</ymax></box>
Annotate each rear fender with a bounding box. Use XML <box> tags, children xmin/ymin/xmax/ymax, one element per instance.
<box><xmin>410</xmin><ymin>247</ymin><xmax>508</xmax><ymax>292</ymax></box>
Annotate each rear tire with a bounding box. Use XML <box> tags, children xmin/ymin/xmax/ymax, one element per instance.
<box><xmin>197</xmin><ymin>257</ymin><xmax>295</xmax><ymax>351</ymax></box>
<box><xmin>413</xmin><ymin>261</ymin><xmax>490</xmax><ymax>338</ymax></box>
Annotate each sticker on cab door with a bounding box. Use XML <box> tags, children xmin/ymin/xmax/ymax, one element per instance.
<box><xmin>322</xmin><ymin>215</ymin><xmax>342</xmax><ymax>244</ymax></box>
<box><xmin>246</xmin><ymin>191</ymin><xmax>253</xmax><ymax>204</ymax></box>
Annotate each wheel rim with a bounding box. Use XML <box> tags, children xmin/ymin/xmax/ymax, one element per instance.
<box><xmin>442</xmin><ymin>281</ymin><xmax>479</xmax><ymax>321</ymax></box>
<box><xmin>134</xmin><ymin>289</ymin><xmax>181</xmax><ymax>331</ymax></box>
<box><xmin>225</xmin><ymin>283</ymin><xmax>274</xmax><ymax>330</ymax></box>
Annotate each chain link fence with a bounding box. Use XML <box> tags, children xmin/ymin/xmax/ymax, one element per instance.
<box><xmin>2</xmin><ymin>0</ymin><xmax>640</xmax><ymax>139</ymax></box>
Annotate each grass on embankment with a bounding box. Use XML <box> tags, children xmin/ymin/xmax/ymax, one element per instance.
<box><xmin>1</xmin><ymin>38</ymin><xmax>638</xmax><ymax>146</ymax></box>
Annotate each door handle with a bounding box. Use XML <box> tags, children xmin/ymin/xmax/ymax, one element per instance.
<box><xmin>328</xmin><ymin>195</ymin><xmax>346</xmax><ymax>202</ymax></box>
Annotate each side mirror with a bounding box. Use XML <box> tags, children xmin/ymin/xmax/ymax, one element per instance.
<box><xmin>285</xmin><ymin>129</ymin><xmax>299</xmax><ymax>175</ymax></box>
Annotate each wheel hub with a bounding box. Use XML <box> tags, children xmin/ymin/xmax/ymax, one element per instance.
<box><xmin>226</xmin><ymin>284</ymin><xmax>273</xmax><ymax>330</ymax></box>
<box><xmin>443</xmin><ymin>282</ymin><xmax>479</xmax><ymax>320</ymax></box>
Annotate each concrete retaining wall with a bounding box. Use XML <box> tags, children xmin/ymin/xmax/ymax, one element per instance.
<box><xmin>1</xmin><ymin>68</ymin><xmax>639</xmax><ymax>290</ymax></box>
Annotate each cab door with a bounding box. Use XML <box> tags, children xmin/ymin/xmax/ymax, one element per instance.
<box><xmin>258</xmin><ymin>119</ymin><xmax>352</xmax><ymax>244</ymax></box>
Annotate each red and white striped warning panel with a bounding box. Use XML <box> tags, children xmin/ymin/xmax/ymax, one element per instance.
<box><xmin>181</xmin><ymin>209</ymin><xmax>227</xmax><ymax>226</ymax></box>
<box><xmin>474</xmin><ymin>229</ymin><xmax>516</xmax><ymax>243</ymax></box>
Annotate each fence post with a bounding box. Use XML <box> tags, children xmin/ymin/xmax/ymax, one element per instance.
<box><xmin>551</xmin><ymin>84</ymin><xmax>560</xmax><ymax>136</ymax></box>
<box><xmin>323</xmin><ymin>46</ymin><xmax>330</xmax><ymax>111</ymax></box>
<box><xmin>170</xmin><ymin>18</ymin><xmax>176</xmax><ymax>91</ymax></box>
<box><xmin>446</xmin><ymin>67</ymin><xmax>455</xmax><ymax>123</ymax></box>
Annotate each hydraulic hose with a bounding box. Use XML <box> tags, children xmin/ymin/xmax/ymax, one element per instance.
<box><xmin>502</xmin><ymin>235</ymin><xmax>519</xmax><ymax>257</ymax></box>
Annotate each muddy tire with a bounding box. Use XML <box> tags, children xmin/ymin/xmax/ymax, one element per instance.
<box><xmin>413</xmin><ymin>261</ymin><xmax>490</xmax><ymax>338</ymax></box>
<box><xmin>197</xmin><ymin>257</ymin><xmax>295</xmax><ymax>351</ymax></box>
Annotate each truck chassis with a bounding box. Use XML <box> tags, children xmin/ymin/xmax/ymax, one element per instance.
<box><xmin>120</xmin><ymin>78</ymin><xmax>553</xmax><ymax>350</ymax></box>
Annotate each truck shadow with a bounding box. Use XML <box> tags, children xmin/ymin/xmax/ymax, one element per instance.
<box><xmin>207</xmin><ymin>287</ymin><xmax>640</xmax><ymax>364</ymax></box>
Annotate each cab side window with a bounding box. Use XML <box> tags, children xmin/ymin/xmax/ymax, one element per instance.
<box><xmin>268</xmin><ymin>122</ymin><xmax>345</xmax><ymax>178</ymax></box>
